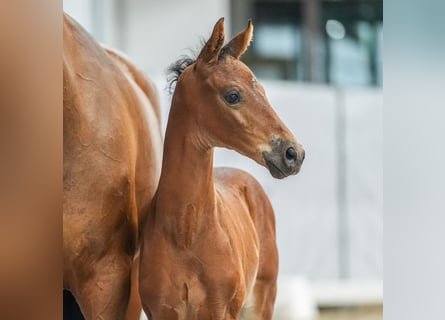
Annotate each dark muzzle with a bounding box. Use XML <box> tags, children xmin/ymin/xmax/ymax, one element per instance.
<box><xmin>263</xmin><ymin>138</ymin><xmax>305</xmax><ymax>179</ymax></box>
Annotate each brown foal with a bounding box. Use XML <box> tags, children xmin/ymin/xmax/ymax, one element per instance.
<box><xmin>139</xmin><ymin>18</ymin><xmax>305</xmax><ymax>320</ymax></box>
<box><xmin>63</xmin><ymin>14</ymin><xmax>162</xmax><ymax>319</ymax></box>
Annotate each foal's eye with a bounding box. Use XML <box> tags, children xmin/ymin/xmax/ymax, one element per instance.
<box><xmin>224</xmin><ymin>90</ymin><xmax>241</xmax><ymax>105</ymax></box>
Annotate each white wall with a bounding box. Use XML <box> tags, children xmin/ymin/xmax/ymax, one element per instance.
<box><xmin>120</xmin><ymin>0</ymin><xmax>230</xmax><ymax>75</ymax></box>
<box><xmin>63</xmin><ymin>0</ymin><xmax>93</xmax><ymax>33</ymax></box>
<box><xmin>64</xmin><ymin>0</ymin><xmax>230</xmax><ymax>76</ymax></box>
<box><xmin>344</xmin><ymin>89</ymin><xmax>382</xmax><ymax>278</ymax></box>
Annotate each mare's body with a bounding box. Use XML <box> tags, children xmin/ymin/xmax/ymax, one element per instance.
<box><xmin>63</xmin><ymin>13</ymin><xmax>162</xmax><ymax>319</ymax></box>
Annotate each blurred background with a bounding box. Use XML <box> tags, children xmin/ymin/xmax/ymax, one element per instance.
<box><xmin>63</xmin><ymin>0</ymin><xmax>382</xmax><ymax>319</ymax></box>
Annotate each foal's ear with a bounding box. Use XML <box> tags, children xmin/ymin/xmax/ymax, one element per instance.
<box><xmin>197</xmin><ymin>17</ymin><xmax>225</xmax><ymax>64</ymax></box>
<box><xmin>221</xmin><ymin>20</ymin><xmax>254</xmax><ymax>59</ymax></box>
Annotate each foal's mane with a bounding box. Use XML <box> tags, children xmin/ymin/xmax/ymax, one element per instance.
<box><xmin>166</xmin><ymin>38</ymin><xmax>230</xmax><ymax>94</ymax></box>
<box><xmin>167</xmin><ymin>55</ymin><xmax>196</xmax><ymax>94</ymax></box>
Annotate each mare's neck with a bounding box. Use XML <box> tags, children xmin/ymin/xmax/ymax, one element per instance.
<box><xmin>155</xmin><ymin>95</ymin><xmax>216</xmax><ymax>243</ymax></box>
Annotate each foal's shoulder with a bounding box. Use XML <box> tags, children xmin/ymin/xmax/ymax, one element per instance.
<box><xmin>213</xmin><ymin>167</ymin><xmax>271</xmax><ymax>216</ymax></box>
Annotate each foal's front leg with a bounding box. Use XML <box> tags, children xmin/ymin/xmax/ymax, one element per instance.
<box><xmin>243</xmin><ymin>278</ymin><xmax>277</xmax><ymax>320</ymax></box>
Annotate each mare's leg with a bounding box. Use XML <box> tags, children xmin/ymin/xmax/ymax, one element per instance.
<box><xmin>73</xmin><ymin>253</ymin><xmax>133</xmax><ymax>320</ymax></box>
<box><xmin>125</xmin><ymin>255</ymin><xmax>143</xmax><ymax>320</ymax></box>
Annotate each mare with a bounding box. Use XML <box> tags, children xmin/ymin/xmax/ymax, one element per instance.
<box><xmin>63</xmin><ymin>13</ymin><xmax>162</xmax><ymax>319</ymax></box>
<box><xmin>139</xmin><ymin>18</ymin><xmax>305</xmax><ymax>320</ymax></box>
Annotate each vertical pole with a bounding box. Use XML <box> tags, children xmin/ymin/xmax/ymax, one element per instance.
<box><xmin>336</xmin><ymin>89</ymin><xmax>349</xmax><ymax>279</ymax></box>
<box><xmin>230</xmin><ymin>0</ymin><xmax>252</xmax><ymax>39</ymax></box>
<box><xmin>302</xmin><ymin>0</ymin><xmax>323</xmax><ymax>82</ymax></box>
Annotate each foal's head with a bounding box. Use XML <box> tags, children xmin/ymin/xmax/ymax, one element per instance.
<box><xmin>170</xmin><ymin>18</ymin><xmax>304</xmax><ymax>178</ymax></box>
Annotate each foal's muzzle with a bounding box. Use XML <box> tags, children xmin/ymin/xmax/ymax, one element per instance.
<box><xmin>263</xmin><ymin>138</ymin><xmax>305</xmax><ymax>179</ymax></box>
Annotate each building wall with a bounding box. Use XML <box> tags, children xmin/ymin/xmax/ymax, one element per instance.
<box><xmin>122</xmin><ymin>0</ymin><xmax>230</xmax><ymax>75</ymax></box>
<box><xmin>64</xmin><ymin>0</ymin><xmax>230</xmax><ymax>75</ymax></box>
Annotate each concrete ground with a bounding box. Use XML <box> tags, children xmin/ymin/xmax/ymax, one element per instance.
<box><xmin>319</xmin><ymin>305</ymin><xmax>382</xmax><ymax>320</ymax></box>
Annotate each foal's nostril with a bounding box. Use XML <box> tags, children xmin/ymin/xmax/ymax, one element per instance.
<box><xmin>285</xmin><ymin>147</ymin><xmax>297</xmax><ymax>162</ymax></box>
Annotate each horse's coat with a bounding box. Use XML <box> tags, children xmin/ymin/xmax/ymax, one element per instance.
<box><xmin>139</xmin><ymin>18</ymin><xmax>304</xmax><ymax>320</ymax></box>
<box><xmin>63</xmin><ymin>14</ymin><xmax>162</xmax><ymax>319</ymax></box>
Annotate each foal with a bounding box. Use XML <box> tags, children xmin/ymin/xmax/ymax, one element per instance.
<box><xmin>139</xmin><ymin>18</ymin><xmax>304</xmax><ymax>320</ymax></box>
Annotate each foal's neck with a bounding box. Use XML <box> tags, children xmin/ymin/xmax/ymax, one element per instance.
<box><xmin>155</xmin><ymin>94</ymin><xmax>217</xmax><ymax>245</ymax></box>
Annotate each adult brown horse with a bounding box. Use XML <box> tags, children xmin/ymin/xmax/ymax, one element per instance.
<box><xmin>63</xmin><ymin>13</ymin><xmax>162</xmax><ymax>319</ymax></box>
<box><xmin>139</xmin><ymin>18</ymin><xmax>305</xmax><ymax>320</ymax></box>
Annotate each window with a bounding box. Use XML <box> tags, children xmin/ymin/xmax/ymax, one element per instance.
<box><xmin>232</xmin><ymin>0</ymin><xmax>383</xmax><ymax>86</ymax></box>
